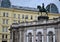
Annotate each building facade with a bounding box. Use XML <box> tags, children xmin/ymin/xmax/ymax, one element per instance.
<box><xmin>0</xmin><ymin>6</ymin><xmax>39</xmax><ymax>42</ymax></box>
<box><xmin>0</xmin><ymin>0</ymin><xmax>60</xmax><ymax>42</ymax></box>
<box><xmin>0</xmin><ymin>8</ymin><xmax>60</xmax><ymax>42</ymax></box>
<box><xmin>10</xmin><ymin>17</ymin><xmax>60</xmax><ymax>42</ymax></box>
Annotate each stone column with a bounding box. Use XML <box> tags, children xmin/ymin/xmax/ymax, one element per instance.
<box><xmin>16</xmin><ymin>29</ymin><xmax>19</xmax><ymax>42</ymax></box>
<box><xmin>55</xmin><ymin>27</ymin><xmax>58</xmax><ymax>42</ymax></box>
<box><xmin>56</xmin><ymin>24</ymin><xmax>60</xmax><ymax>42</ymax></box>
<box><xmin>12</xmin><ymin>30</ymin><xmax>15</xmax><ymax>42</ymax></box>
<box><xmin>57</xmin><ymin>29</ymin><xmax>60</xmax><ymax>42</ymax></box>
<box><xmin>43</xmin><ymin>28</ymin><xmax>47</xmax><ymax>42</ymax></box>
<box><xmin>33</xmin><ymin>27</ymin><xmax>36</xmax><ymax>42</ymax></box>
<box><xmin>24</xmin><ymin>29</ymin><xmax>27</xmax><ymax>42</ymax></box>
<box><xmin>19</xmin><ymin>28</ymin><xmax>24</xmax><ymax>42</ymax></box>
<box><xmin>55</xmin><ymin>24</ymin><xmax>60</xmax><ymax>42</ymax></box>
<box><xmin>10</xmin><ymin>31</ymin><xmax>13</xmax><ymax>42</ymax></box>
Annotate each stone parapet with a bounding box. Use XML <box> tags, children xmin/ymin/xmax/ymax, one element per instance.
<box><xmin>11</xmin><ymin>17</ymin><xmax>60</xmax><ymax>28</ymax></box>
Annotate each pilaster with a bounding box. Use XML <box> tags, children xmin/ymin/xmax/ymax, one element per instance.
<box><xmin>24</xmin><ymin>28</ymin><xmax>27</xmax><ymax>42</ymax></box>
<box><xmin>10</xmin><ymin>30</ymin><xmax>13</xmax><ymax>42</ymax></box>
<box><xmin>43</xmin><ymin>28</ymin><xmax>47</xmax><ymax>42</ymax></box>
<box><xmin>19</xmin><ymin>28</ymin><xmax>24</xmax><ymax>42</ymax></box>
<box><xmin>33</xmin><ymin>27</ymin><xmax>36</xmax><ymax>42</ymax></box>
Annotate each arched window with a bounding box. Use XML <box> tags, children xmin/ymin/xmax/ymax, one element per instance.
<box><xmin>48</xmin><ymin>31</ymin><xmax>53</xmax><ymax>42</ymax></box>
<box><xmin>46</xmin><ymin>3</ymin><xmax>59</xmax><ymax>13</ymax></box>
<box><xmin>37</xmin><ymin>32</ymin><xmax>42</xmax><ymax>42</ymax></box>
<box><xmin>28</xmin><ymin>33</ymin><xmax>32</xmax><ymax>42</ymax></box>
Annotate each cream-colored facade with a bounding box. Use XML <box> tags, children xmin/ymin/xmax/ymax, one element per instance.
<box><xmin>10</xmin><ymin>16</ymin><xmax>60</xmax><ymax>42</ymax></box>
<box><xmin>0</xmin><ymin>7</ymin><xmax>60</xmax><ymax>42</ymax></box>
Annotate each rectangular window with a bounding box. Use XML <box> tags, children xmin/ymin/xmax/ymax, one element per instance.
<box><xmin>31</xmin><ymin>15</ymin><xmax>33</xmax><ymax>19</ymax></box>
<box><xmin>22</xmin><ymin>15</ymin><xmax>24</xmax><ymax>19</ymax></box>
<box><xmin>3</xmin><ymin>19</ymin><xmax>5</xmax><ymax>24</ymax></box>
<box><xmin>18</xmin><ymin>20</ymin><xmax>20</xmax><ymax>23</ymax></box>
<box><xmin>2</xmin><ymin>26</ymin><xmax>4</xmax><ymax>32</ymax></box>
<box><xmin>18</xmin><ymin>14</ymin><xmax>20</xmax><ymax>19</ymax></box>
<box><xmin>13</xmin><ymin>14</ymin><xmax>16</xmax><ymax>18</ymax></box>
<box><xmin>2</xmin><ymin>19</ymin><xmax>8</xmax><ymax>24</ymax></box>
<box><xmin>3</xmin><ymin>12</ymin><xmax>8</xmax><ymax>17</ymax></box>
<box><xmin>6</xmin><ymin>13</ymin><xmax>8</xmax><ymax>17</ymax></box>
<box><xmin>25</xmin><ymin>15</ymin><xmax>28</xmax><ymax>19</ymax></box>
<box><xmin>6</xmin><ymin>19</ymin><xmax>8</xmax><ymax>24</ymax></box>
<box><xmin>6</xmin><ymin>27</ymin><xmax>8</xmax><ymax>32</ymax></box>
<box><xmin>35</xmin><ymin>16</ymin><xmax>37</xmax><ymax>20</ymax></box>
<box><xmin>2</xmin><ymin>34</ymin><xmax>4</xmax><ymax>39</ymax></box>
<box><xmin>2</xmin><ymin>34</ymin><xmax>7</xmax><ymax>39</ymax></box>
<box><xmin>3</xmin><ymin>12</ymin><xmax>5</xmax><ymax>17</ymax></box>
<box><xmin>5</xmin><ymin>34</ymin><xmax>7</xmax><ymax>39</ymax></box>
<box><xmin>2</xmin><ymin>26</ymin><xmax>8</xmax><ymax>32</ymax></box>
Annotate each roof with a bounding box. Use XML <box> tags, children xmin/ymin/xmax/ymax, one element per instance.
<box><xmin>11</xmin><ymin>5</ymin><xmax>38</xmax><ymax>11</ymax></box>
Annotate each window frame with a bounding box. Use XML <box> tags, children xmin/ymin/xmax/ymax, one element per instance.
<box><xmin>3</xmin><ymin>12</ymin><xmax>5</xmax><ymax>17</ymax></box>
<box><xmin>13</xmin><ymin>14</ymin><xmax>16</xmax><ymax>18</ymax></box>
<box><xmin>18</xmin><ymin>14</ymin><xmax>20</xmax><ymax>19</ymax></box>
<box><xmin>2</xmin><ymin>26</ymin><xmax>8</xmax><ymax>32</ymax></box>
<box><xmin>31</xmin><ymin>15</ymin><xmax>33</xmax><ymax>20</ymax></box>
<box><xmin>22</xmin><ymin>15</ymin><xmax>24</xmax><ymax>19</ymax></box>
<box><xmin>25</xmin><ymin>15</ymin><xmax>28</xmax><ymax>19</ymax></box>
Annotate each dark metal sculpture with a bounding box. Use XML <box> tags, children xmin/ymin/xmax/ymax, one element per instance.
<box><xmin>37</xmin><ymin>3</ymin><xmax>49</xmax><ymax>20</ymax></box>
<box><xmin>37</xmin><ymin>3</ymin><xmax>48</xmax><ymax>15</ymax></box>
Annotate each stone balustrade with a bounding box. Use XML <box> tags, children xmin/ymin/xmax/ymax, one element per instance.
<box><xmin>11</xmin><ymin>17</ymin><xmax>60</xmax><ymax>28</ymax></box>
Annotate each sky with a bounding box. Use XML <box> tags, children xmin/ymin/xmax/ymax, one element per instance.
<box><xmin>9</xmin><ymin>0</ymin><xmax>60</xmax><ymax>13</ymax></box>
<box><xmin>10</xmin><ymin>0</ymin><xmax>60</xmax><ymax>8</ymax></box>
<box><xmin>10</xmin><ymin>0</ymin><xmax>45</xmax><ymax>8</ymax></box>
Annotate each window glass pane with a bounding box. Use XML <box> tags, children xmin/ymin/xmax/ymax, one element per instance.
<box><xmin>2</xmin><ymin>26</ymin><xmax>8</xmax><ymax>32</ymax></box>
<box><xmin>25</xmin><ymin>15</ymin><xmax>28</xmax><ymax>19</ymax></box>
<box><xmin>31</xmin><ymin>15</ymin><xmax>33</xmax><ymax>19</ymax></box>
<box><xmin>6</xmin><ymin>27</ymin><xmax>8</xmax><ymax>32</ymax></box>
<box><xmin>5</xmin><ymin>34</ymin><xmax>7</xmax><ymax>39</ymax></box>
<box><xmin>2</xmin><ymin>19</ymin><xmax>8</xmax><ymax>24</ymax></box>
<box><xmin>2</xmin><ymin>26</ymin><xmax>4</xmax><ymax>32</ymax></box>
<box><xmin>22</xmin><ymin>15</ymin><xmax>24</xmax><ymax>19</ymax></box>
<box><xmin>3</xmin><ymin>12</ymin><xmax>5</xmax><ymax>17</ymax></box>
<box><xmin>48</xmin><ymin>31</ymin><xmax>53</xmax><ymax>42</ymax></box>
<box><xmin>6</xmin><ymin>13</ymin><xmax>8</xmax><ymax>17</ymax></box>
<box><xmin>18</xmin><ymin>14</ymin><xmax>20</xmax><ymax>19</ymax></box>
<box><xmin>2</xmin><ymin>34</ymin><xmax>4</xmax><ymax>39</ymax></box>
<box><xmin>37</xmin><ymin>32</ymin><xmax>42</xmax><ymax>42</ymax></box>
<box><xmin>28</xmin><ymin>33</ymin><xmax>32</xmax><ymax>42</ymax></box>
<box><xmin>35</xmin><ymin>16</ymin><xmax>37</xmax><ymax>20</ymax></box>
<box><xmin>46</xmin><ymin>3</ymin><xmax>59</xmax><ymax>13</ymax></box>
<box><xmin>6</xmin><ymin>19</ymin><xmax>8</xmax><ymax>24</ymax></box>
<box><xmin>3</xmin><ymin>19</ymin><xmax>5</xmax><ymax>24</ymax></box>
<box><xmin>13</xmin><ymin>14</ymin><xmax>16</xmax><ymax>18</ymax></box>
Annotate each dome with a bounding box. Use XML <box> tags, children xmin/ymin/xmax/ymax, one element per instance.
<box><xmin>1</xmin><ymin>0</ymin><xmax>11</xmax><ymax>8</ymax></box>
